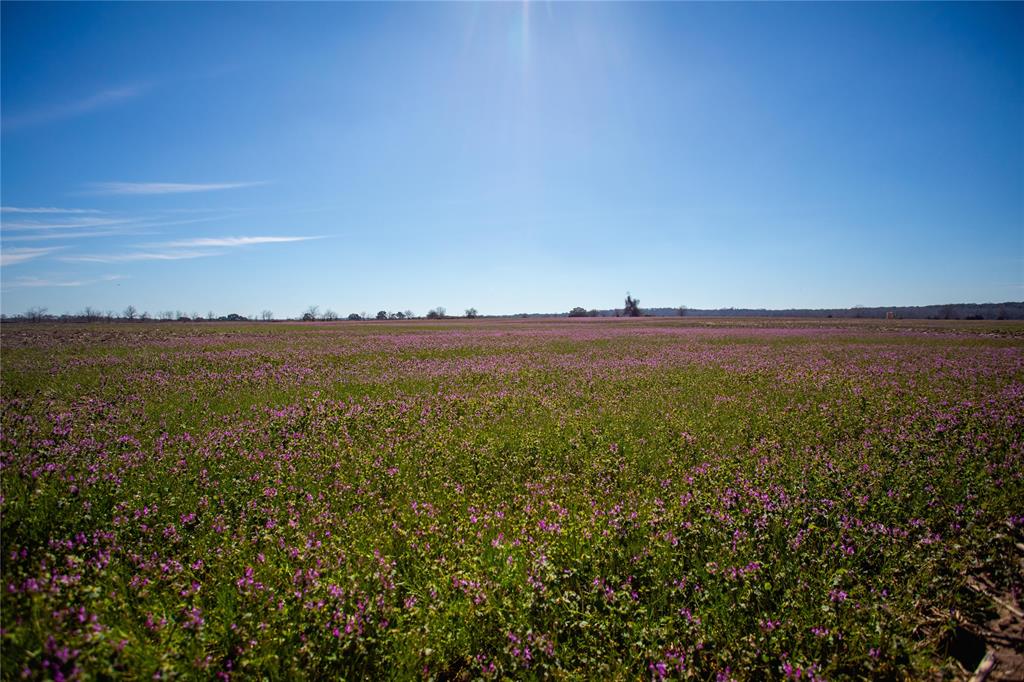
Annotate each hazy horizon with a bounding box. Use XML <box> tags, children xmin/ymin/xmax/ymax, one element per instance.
<box><xmin>2</xmin><ymin>2</ymin><xmax>1022</xmax><ymax>317</ymax></box>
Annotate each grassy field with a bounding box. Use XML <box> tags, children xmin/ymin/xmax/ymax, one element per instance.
<box><xmin>2</xmin><ymin>318</ymin><xmax>1022</xmax><ymax>680</ymax></box>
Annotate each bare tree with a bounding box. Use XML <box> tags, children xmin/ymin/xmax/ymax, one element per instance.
<box><xmin>322</xmin><ymin>309</ymin><xmax>339</xmax><ymax>321</ymax></box>
<box><xmin>25</xmin><ymin>306</ymin><xmax>48</xmax><ymax>323</ymax></box>
<box><xmin>624</xmin><ymin>293</ymin><xmax>641</xmax><ymax>317</ymax></box>
<box><xmin>403</xmin><ymin>310</ymin><xmax>414</xmax><ymax>319</ymax></box>
<box><xmin>302</xmin><ymin>305</ymin><xmax>319</xmax><ymax>322</ymax></box>
<box><xmin>261</xmin><ymin>310</ymin><xmax>273</xmax><ymax>322</ymax></box>
<box><xmin>123</xmin><ymin>305</ymin><xmax>137</xmax><ymax>321</ymax></box>
<box><xmin>465</xmin><ymin>308</ymin><xmax>478</xmax><ymax>319</ymax></box>
<box><xmin>426</xmin><ymin>307</ymin><xmax>446</xmax><ymax>319</ymax></box>
<box><xmin>82</xmin><ymin>307</ymin><xmax>100</xmax><ymax>322</ymax></box>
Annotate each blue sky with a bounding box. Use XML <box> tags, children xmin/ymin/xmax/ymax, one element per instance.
<box><xmin>2</xmin><ymin>2</ymin><xmax>1021</xmax><ymax>317</ymax></box>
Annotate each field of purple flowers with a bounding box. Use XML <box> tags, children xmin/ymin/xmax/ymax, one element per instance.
<box><xmin>2</xmin><ymin>318</ymin><xmax>1022</xmax><ymax>680</ymax></box>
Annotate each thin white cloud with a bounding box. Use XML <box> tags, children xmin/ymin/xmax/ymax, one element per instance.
<box><xmin>56</xmin><ymin>233</ymin><xmax>317</xmax><ymax>264</ymax></box>
<box><xmin>134</xmin><ymin>215</ymin><xmax>242</xmax><ymax>229</ymax></box>
<box><xmin>2</xmin><ymin>274</ymin><xmax>127</xmax><ymax>290</ymax></box>
<box><xmin>60</xmin><ymin>250</ymin><xmax>220</xmax><ymax>264</ymax></box>
<box><xmin>157</xmin><ymin>235</ymin><xmax>321</xmax><ymax>248</ymax></box>
<box><xmin>2</xmin><ymin>229</ymin><xmax>147</xmax><ymax>243</ymax></box>
<box><xmin>86</xmin><ymin>181</ymin><xmax>268</xmax><ymax>196</ymax></box>
<box><xmin>0</xmin><ymin>247</ymin><xmax>64</xmax><ymax>266</ymax></box>
<box><xmin>4</xmin><ymin>86</ymin><xmax>145</xmax><ymax>130</ymax></box>
<box><xmin>1</xmin><ymin>206</ymin><xmax>103</xmax><ymax>214</ymax></box>
<box><xmin>2</xmin><ymin>213</ymin><xmax>243</xmax><ymax>244</ymax></box>
<box><xmin>2</xmin><ymin>217</ymin><xmax>130</xmax><ymax>231</ymax></box>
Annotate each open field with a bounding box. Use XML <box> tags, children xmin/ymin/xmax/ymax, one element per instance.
<box><xmin>2</xmin><ymin>318</ymin><xmax>1022</xmax><ymax>680</ymax></box>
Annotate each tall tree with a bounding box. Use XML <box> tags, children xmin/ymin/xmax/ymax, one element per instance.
<box><xmin>624</xmin><ymin>293</ymin><xmax>642</xmax><ymax>317</ymax></box>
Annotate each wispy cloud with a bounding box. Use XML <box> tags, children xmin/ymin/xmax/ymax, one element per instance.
<box><xmin>86</xmin><ymin>181</ymin><xmax>268</xmax><ymax>196</ymax></box>
<box><xmin>1</xmin><ymin>206</ymin><xmax>103</xmax><ymax>215</ymax></box>
<box><xmin>3</xmin><ymin>86</ymin><xmax>145</xmax><ymax>131</ymax></box>
<box><xmin>157</xmin><ymin>236</ymin><xmax>322</xmax><ymax>248</ymax></box>
<box><xmin>0</xmin><ymin>247</ymin><xmax>64</xmax><ymax>266</ymax></box>
<box><xmin>2</xmin><ymin>217</ymin><xmax>130</xmax><ymax>231</ymax></box>
<box><xmin>60</xmin><ymin>250</ymin><xmax>220</xmax><ymax>264</ymax></box>
<box><xmin>1</xmin><ymin>274</ymin><xmax>126</xmax><ymax>290</ymax></box>
<box><xmin>57</xmin><ymin>233</ymin><xmax>317</xmax><ymax>264</ymax></box>
<box><xmin>2</xmin><ymin>229</ymin><xmax>148</xmax><ymax>243</ymax></box>
<box><xmin>134</xmin><ymin>215</ymin><xmax>243</xmax><ymax>229</ymax></box>
<box><xmin>2</xmin><ymin>211</ymin><xmax>245</xmax><ymax>246</ymax></box>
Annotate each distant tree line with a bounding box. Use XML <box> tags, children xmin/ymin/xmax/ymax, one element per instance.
<box><xmin>294</xmin><ymin>305</ymin><xmax>483</xmax><ymax>322</ymax></box>
<box><xmin>1</xmin><ymin>304</ymin><xmax>495</xmax><ymax>323</ymax></box>
<box><xmin>560</xmin><ymin>300</ymin><xmax>1024</xmax><ymax>321</ymax></box>
<box><xmin>2</xmin><ymin>306</ymin><xmax>254</xmax><ymax>323</ymax></box>
<box><xmin>5</xmin><ymin>299</ymin><xmax>1023</xmax><ymax>323</ymax></box>
<box><xmin>568</xmin><ymin>294</ymin><xmax>648</xmax><ymax>318</ymax></box>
